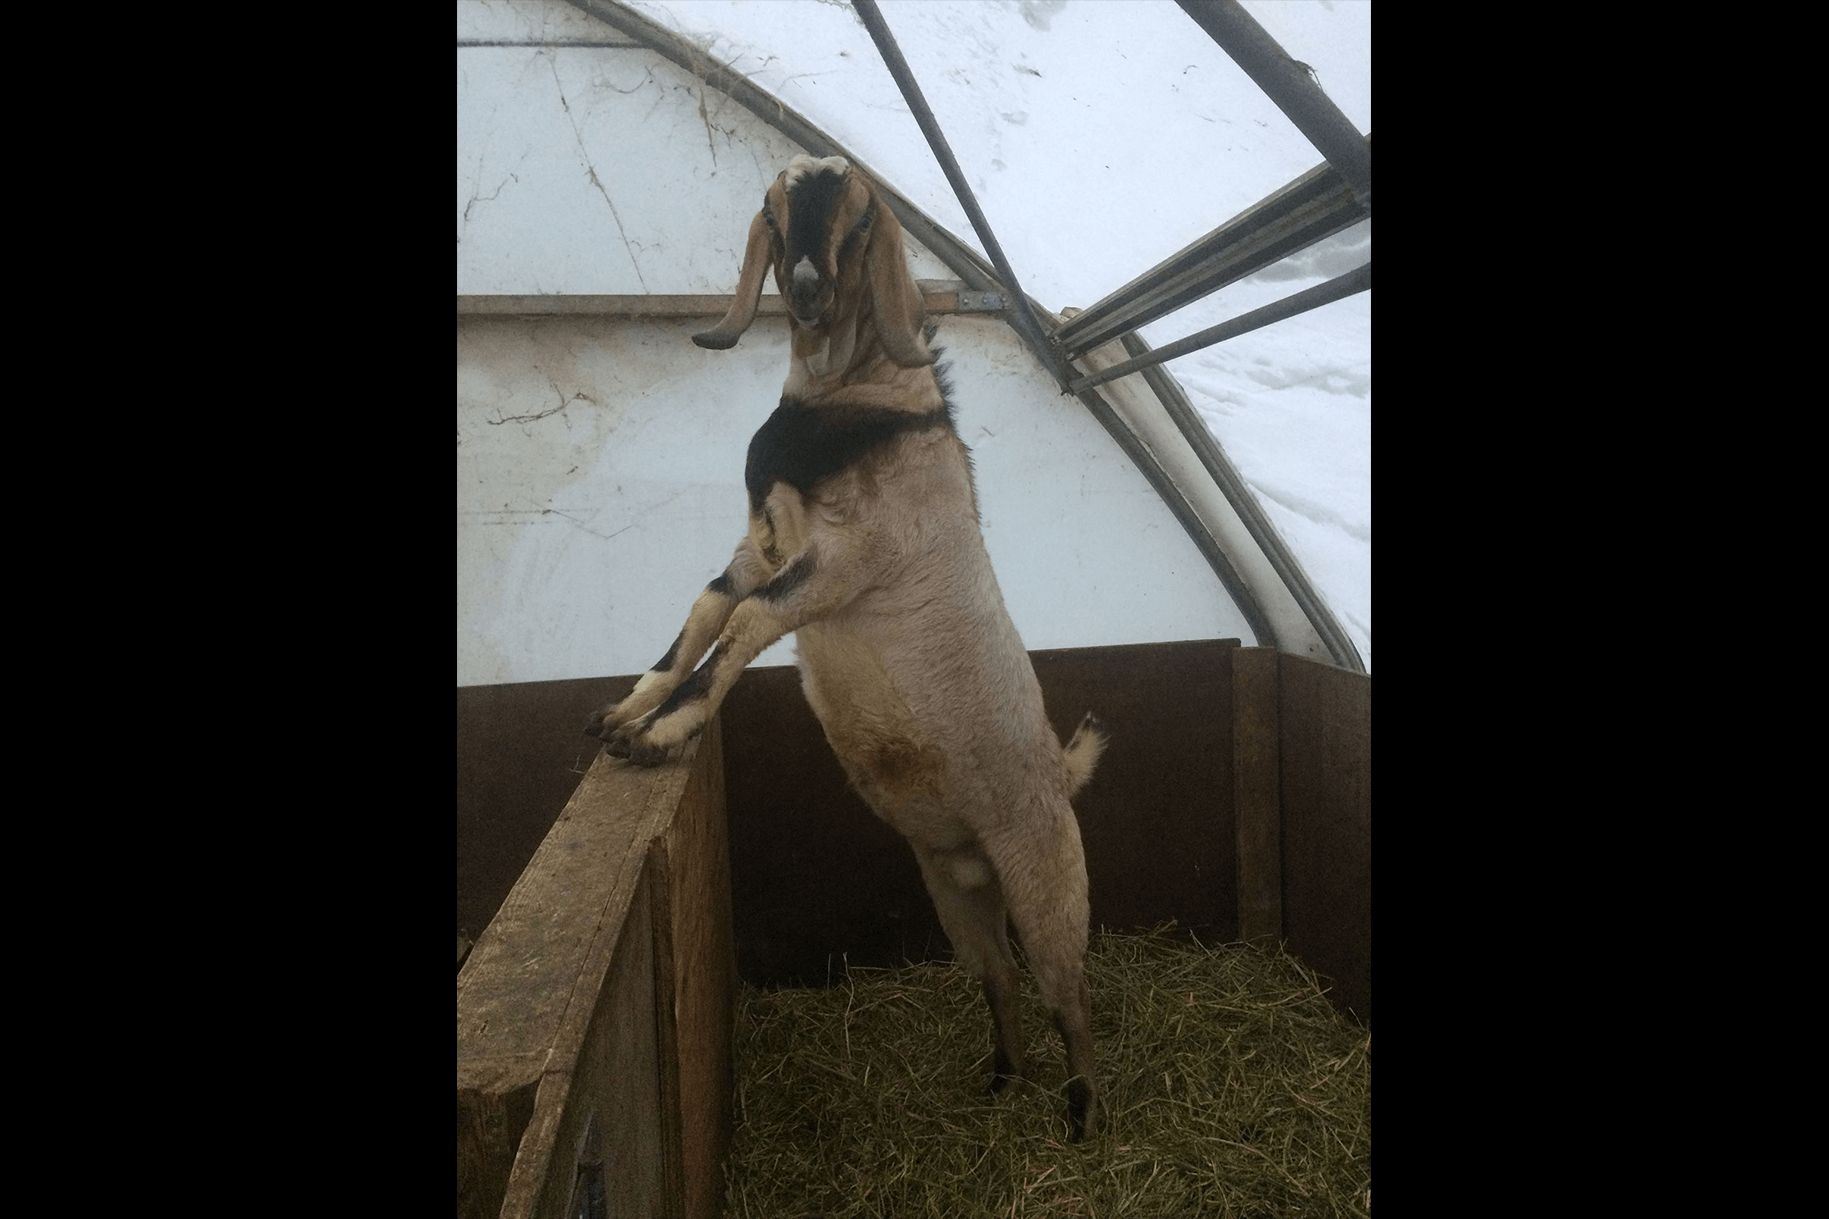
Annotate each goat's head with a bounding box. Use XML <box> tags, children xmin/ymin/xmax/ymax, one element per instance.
<box><xmin>694</xmin><ymin>155</ymin><xmax>934</xmax><ymax>371</ymax></box>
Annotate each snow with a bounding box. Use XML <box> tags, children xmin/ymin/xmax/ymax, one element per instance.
<box><xmin>620</xmin><ymin>0</ymin><xmax>1369</xmax><ymax>669</ymax></box>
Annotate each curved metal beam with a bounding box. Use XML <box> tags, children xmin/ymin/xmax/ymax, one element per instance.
<box><xmin>561</xmin><ymin>0</ymin><xmax>1001</xmax><ymax>297</ymax></box>
<box><xmin>1116</xmin><ymin>330</ymin><xmax>1365</xmax><ymax>672</ymax></box>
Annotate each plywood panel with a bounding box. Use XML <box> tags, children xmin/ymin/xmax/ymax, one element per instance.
<box><xmin>1031</xmin><ymin>640</ymin><xmax>1237</xmax><ymax>938</ymax></box>
<box><xmin>1232</xmin><ymin>646</ymin><xmax>1282</xmax><ymax>944</ymax></box>
<box><xmin>650</xmin><ymin>714</ymin><xmax>736</xmax><ymax>1219</ymax></box>
<box><xmin>718</xmin><ymin>663</ymin><xmax>926</xmax><ymax>985</ymax></box>
<box><xmin>718</xmin><ymin>640</ymin><xmax>1242</xmax><ymax>985</ymax></box>
<box><xmin>1278</xmin><ymin>654</ymin><xmax>1370</xmax><ymax>1024</ymax></box>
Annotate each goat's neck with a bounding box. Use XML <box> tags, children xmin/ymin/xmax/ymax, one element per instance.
<box><xmin>782</xmin><ymin>321</ymin><xmax>941</xmax><ymax>410</ymax></box>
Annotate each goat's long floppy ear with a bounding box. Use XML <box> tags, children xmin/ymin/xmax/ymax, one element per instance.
<box><xmin>864</xmin><ymin>199</ymin><xmax>935</xmax><ymax>368</ymax></box>
<box><xmin>693</xmin><ymin>210</ymin><xmax>773</xmax><ymax>351</ymax></box>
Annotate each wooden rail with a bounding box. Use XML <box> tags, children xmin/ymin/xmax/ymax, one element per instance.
<box><xmin>457</xmin><ymin>717</ymin><xmax>732</xmax><ymax>1219</ymax></box>
<box><xmin>456</xmin><ymin>281</ymin><xmax>1008</xmax><ymax>318</ymax></box>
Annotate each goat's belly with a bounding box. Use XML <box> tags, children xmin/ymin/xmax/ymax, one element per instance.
<box><xmin>794</xmin><ymin>623</ymin><xmax>975</xmax><ymax>848</ymax></box>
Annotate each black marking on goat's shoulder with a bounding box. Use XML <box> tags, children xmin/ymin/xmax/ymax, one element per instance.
<box><xmin>755</xmin><ymin>553</ymin><xmax>815</xmax><ymax>602</ymax></box>
<box><xmin>745</xmin><ymin>401</ymin><xmax>957</xmax><ymax>513</ymax></box>
<box><xmin>705</xmin><ymin>571</ymin><xmax>734</xmax><ymax>598</ymax></box>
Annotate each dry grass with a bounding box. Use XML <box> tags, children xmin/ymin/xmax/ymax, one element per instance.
<box><xmin>724</xmin><ymin>927</ymin><xmax>1370</xmax><ymax>1218</ymax></box>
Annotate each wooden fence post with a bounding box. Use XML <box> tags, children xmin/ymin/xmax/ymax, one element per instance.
<box><xmin>1233</xmin><ymin>646</ymin><xmax>1282</xmax><ymax>944</ymax></box>
<box><xmin>458</xmin><ymin>717</ymin><xmax>732</xmax><ymax>1219</ymax></box>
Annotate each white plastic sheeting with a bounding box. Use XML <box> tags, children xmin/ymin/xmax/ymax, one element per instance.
<box><xmin>604</xmin><ymin>0</ymin><xmax>1373</xmax><ymax>667</ymax></box>
<box><xmin>458</xmin><ymin>3</ymin><xmax>1259</xmax><ymax>684</ymax></box>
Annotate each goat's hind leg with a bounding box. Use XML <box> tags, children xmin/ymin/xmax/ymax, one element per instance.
<box><xmin>991</xmin><ymin>814</ymin><xmax>1098</xmax><ymax>1141</ymax></box>
<box><xmin>914</xmin><ymin>845</ymin><xmax>1026</xmax><ymax>1096</ymax></box>
<box><xmin>1050</xmin><ymin>975</ymin><xmax>1097</xmax><ymax>1142</ymax></box>
<box><xmin>584</xmin><ymin>542</ymin><xmax>769</xmax><ymax>741</ymax></box>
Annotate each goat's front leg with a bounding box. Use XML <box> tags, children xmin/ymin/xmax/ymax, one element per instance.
<box><xmin>603</xmin><ymin>541</ymin><xmax>856</xmax><ymax>766</ymax></box>
<box><xmin>584</xmin><ymin>540</ymin><xmax>774</xmax><ymax>741</ymax></box>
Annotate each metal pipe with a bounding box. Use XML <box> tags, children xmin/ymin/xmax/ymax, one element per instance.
<box><xmin>1068</xmin><ymin>262</ymin><xmax>1369</xmax><ymax>394</ymax></box>
<box><xmin>1070</xmin><ymin>382</ymin><xmax>1279</xmax><ymax>651</ymax></box>
<box><xmin>1054</xmin><ymin>151</ymin><xmax>1366</xmax><ymax>361</ymax></box>
<box><xmin>1118</xmin><ymin>332</ymin><xmax>1365</xmax><ymax>672</ymax></box>
<box><xmin>1175</xmin><ymin>0</ymin><xmax>1370</xmax><ymax>208</ymax></box>
<box><xmin>851</xmin><ymin>0</ymin><xmax>1072</xmax><ymax>389</ymax></box>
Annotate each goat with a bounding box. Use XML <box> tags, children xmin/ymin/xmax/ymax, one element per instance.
<box><xmin>584</xmin><ymin>154</ymin><xmax>1107</xmax><ymax>1141</ymax></box>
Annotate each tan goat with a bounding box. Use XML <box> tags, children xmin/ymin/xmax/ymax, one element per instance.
<box><xmin>585</xmin><ymin>154</ymin><xmax>1107</xmax><ymax>1140</ymax></box>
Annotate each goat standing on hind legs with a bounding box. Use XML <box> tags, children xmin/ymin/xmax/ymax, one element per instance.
<box><xmin>584</xmin><ymin>155</ymin><xmax>1108</xmax><ymax>1141</ymax></box>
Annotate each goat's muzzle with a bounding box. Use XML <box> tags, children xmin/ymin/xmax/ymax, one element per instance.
<box><xmin>788</xmin><ymin>256</ymin><xmax>832</xmax><ymax>329</ymax></box>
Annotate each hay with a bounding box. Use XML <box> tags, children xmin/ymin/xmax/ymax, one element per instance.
<box><xmin>724</xmin><ymin>927</ymin><xmax>1370</xmax><ymax>1218</ymax></box>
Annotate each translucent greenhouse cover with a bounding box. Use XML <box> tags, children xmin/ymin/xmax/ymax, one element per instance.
<box><xmin>613</xmin><ymin>0</ymin><xmax>1371</xmax><ymax>669</ymax></box>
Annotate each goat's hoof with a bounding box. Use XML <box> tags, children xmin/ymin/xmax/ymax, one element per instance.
<box><xmin>583</xmin><ymin>702</ymin><xmax>625</xmax><ymax>740</ymax></box>
<box><xmin>586</xmin><ymin>688</ymin><xmax>662</xmax><ymax>741</ymax></box>
<box><xmin>625</xmin><ymin>739</ymin><xmax>670</xmax><ymax>767</ymax></box>
<box><xmin>1066</xmin><ymin>1079</ymin><xmax>1097</xmax><ymax>1143</ymax></box>
<box><xmin>603</xmin><ymin>722</ymin><xmax>675</xmax><ymax>767</ymax></box>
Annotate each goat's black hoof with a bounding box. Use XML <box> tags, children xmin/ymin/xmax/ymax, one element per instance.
<box><xmin>1066</xmin><ymin>1078</ymin><xmax>1097</xmax><ymax>1143</ymax></box>
<box><xmin>988</xmin><ymin>1046</ymin><xmax>1019</xmax><ymax>1095</ymax></box>
<box><xmin>616</xmin><ymin>735</ymin><xmax>669</xmax><ymax>767</ymax></box>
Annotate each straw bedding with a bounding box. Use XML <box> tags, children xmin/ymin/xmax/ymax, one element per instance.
<box><xmin>724</xmin><ymin>927</ymin><xmax>1370</xmax><ymax>1217</ymax></box>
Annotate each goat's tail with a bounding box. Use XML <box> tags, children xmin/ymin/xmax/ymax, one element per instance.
<box><xmin>1062</xmin><ymin>712</ymin><xmax>1109</xmax><ymax>799</ymax></box>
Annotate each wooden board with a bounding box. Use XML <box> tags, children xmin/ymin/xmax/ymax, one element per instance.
<box><xmin>650</xmin><ymin>714</ymin><xmax>736</xmax><ymax>1219</ymax></box>
<box><xmin>456</xmin><ymin>284</ymin><xmax>1003</xmax><ymax>318</ymax></box>
<box><xmin>499</xmin><ymin>874</ymin><xmax>666</xmax><ymax>1219</ymax></box>
<box><xmin>717</xmin><ymin>639</ymin><xmax>1243</xmax><ymax>985</ymax></box>
<box><xmin>1278</xmin><ymin>654</ymin><xmax>1371</xmax><ymax>1024</ymax></box>
<box><xmin>1232</xmin><ymin>646</ymin><xmax>1283</xmax><ymax>944</ymax></box>
<box><xmin>457</xmin><ymin>732</ymin><xmax>708</xmax><ymax>1219</ymax></box>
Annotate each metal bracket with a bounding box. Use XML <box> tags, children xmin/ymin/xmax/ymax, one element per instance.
<box><xmin>954</xmin><ymin>290</ymin><xmax>1008</xmax><ymax>312</ymax></box>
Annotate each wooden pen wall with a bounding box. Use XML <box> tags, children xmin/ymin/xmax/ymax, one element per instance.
<box><xmin>459</xmin><ymin>637</ymin><xmax>1368</xmax><ymax>1023</ymax></box>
